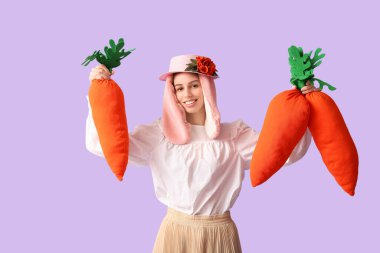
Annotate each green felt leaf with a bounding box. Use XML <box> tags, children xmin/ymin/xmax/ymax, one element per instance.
<box><xmin>288</xmin><ymin>46</ymin><xmax>313</xmax><ymax>88</ymax></box>
<box><xmin>310</xmin><ymin>48</ymin><xmax>325</xmax><ymax>68</ymax></box>
<box><xmin>311</xmin><ymin>78</ymin><xmax>337</xmax><ymax>91</ymax></box>
<box><xmin>110</xmin><ymin>39</ymin><xmax>116</xmax><ymax>51</ymax></box>
<box><xmin>304</xmin><ymin>50</ymin><xmax>312</xmax><ymax>61</ymax></box>
<box><xmin>288</xmin><ymin>45</ymin><xmax>336</xmax><ymax>91</ymax></box>
<box><xmin>96</xmin><ymin>53</ymin><xmax>106</xmax><ymax>62</ymax></box>
<box><xmin>104</xmin><ymin>46</ymin><xmax>111</xmax><ymax>59</ymax></box>
<box><xmin>297</xmin><ymin>46</ymin><xmax>304</xmax><ymax>56</ymax></box>
<box><xmin>81</xmin><ymin>50</ymin><xmax>100</xmax><ymax>66</ymax></box>
<box><xmin>116</xmin><ymin>38</ymin><xmax>124</xmax><ymax>51</ymax></box>
<box><xmin>120</xmin><ymin>51</ymin><xmax>132</xmax><ymax>60</ymax></box>
<box><xmin>82</xmin><ymin>38</ymin><xmax>135</xmax><ymax>72</ymax></box>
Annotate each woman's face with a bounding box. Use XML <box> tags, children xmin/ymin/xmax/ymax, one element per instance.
<box><xmin>173</xmin><ymin>72</ymin><xmax>205</xmax><ymax>114</ymax></box>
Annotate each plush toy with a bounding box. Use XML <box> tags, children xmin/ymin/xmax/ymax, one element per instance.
<box><xmin>82</xmin><ymin>38</ymin><xmax>135</xmax><ymax>181</ymax></box>
<box><xmin>250</xmin><ymin>46</ymin><xmax>359</xmax><ymax>196</ymax></box>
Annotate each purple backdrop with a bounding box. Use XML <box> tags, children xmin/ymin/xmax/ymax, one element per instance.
<box><xmin>1</xmin><ymin>0</ymin><xmax>379</xmax><ymax>252</ymax></box>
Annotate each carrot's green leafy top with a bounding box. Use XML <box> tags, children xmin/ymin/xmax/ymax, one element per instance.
<box><xmin>82</xmin><ymin>38</ymin><xmax>135</xmax><ymax>73</ymax></box>
<box><xmin>288</xmin><ymin>45</ymin><xmax>336</xmax><ymax>91</ymax></box>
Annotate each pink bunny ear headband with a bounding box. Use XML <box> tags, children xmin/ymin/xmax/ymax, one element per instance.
<box><xmin>159</xmin><ymin>54</ymin><xmax>221</xmax><ymax>144</ymax></box>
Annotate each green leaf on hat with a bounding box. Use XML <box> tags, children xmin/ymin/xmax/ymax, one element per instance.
<box><xmin>185</xmin><ymin>58</ymin><xmax>198</xmax><ymax>72</ymax></box>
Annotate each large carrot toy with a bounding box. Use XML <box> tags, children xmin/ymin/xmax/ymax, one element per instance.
<box><xmin>82</xmin><ymin>38</ymin><xmax>135</xmax><ymax>181</ymax></box>
<box><xmin>289</xmin><ymin>46</ymin><xmax>359</xmax><ymax>196</ymax></box>
<box><xmin>250</xmin><ymin>46</ymin><xmax>358</xmax><ymax>196</ymax></box>
<box><xmin>250</xmin><ymin>72</ymin><xmax>311</xmax><ymax>187</ymax></box>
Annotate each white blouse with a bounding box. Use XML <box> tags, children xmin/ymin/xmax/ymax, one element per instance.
<box><xmin>85</xmin><ymin>97</ymin><xmax>312</xmax><ymax>215</ymax></box>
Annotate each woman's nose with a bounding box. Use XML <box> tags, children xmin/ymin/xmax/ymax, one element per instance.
<box><xmin>184</xmin><ymin>88</ymin><xmax>193</xmax><ymax>97</ymax></box>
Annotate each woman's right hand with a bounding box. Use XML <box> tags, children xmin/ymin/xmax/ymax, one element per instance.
<box><xmin>291</xmin><ymin>80</ymin><xmax>320</xmax><ymax>95</ymax></box>
<box><xmin>89</xmin><ymin>65</ymin><xmax>115</xmax><ymax>81</ymax></box>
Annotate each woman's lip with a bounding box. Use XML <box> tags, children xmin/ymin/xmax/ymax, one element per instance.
<box><xmin>183</xmin><ymin>99</ymin><xmax>197</xmax><ymax>107</ymax></box>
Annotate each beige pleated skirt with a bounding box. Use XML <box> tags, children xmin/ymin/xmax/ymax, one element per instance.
<box><xmin>153</xmin><ymin>208</ymin><xmax>242</xmax><ymax>253</ymax></box>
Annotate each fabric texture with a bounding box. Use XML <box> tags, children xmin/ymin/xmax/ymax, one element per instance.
<box><xmin>306</xmin><ymin>91</ymin><xmax>358</xmax><ymax>195</ymax></box>
<box><xmin>153</xmin><ymin>208</ymin><xmax>242</xmax><ymax>253</ymax></box>
<box><xmin>250</xmin><ymin>89</ymin><xmax>311</xmax><ymax>186</ymax></box>
<box><xmin>86</xmin><ymin>103</ymin><xmax>312</xmax><ymax>215</ymax></box>
<box><xmin>87</xmin><ymin>78</ymin><xmax>129</xmax><ymax>181</ymax></box>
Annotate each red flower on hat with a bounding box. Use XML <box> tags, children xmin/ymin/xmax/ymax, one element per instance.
<box><xmin>185</xmin><ymin>56</ymin><xmax>218</xmax><ymax>77</ymax></box>
<box><xmin>196</xmin><ymin>56</ymin><xmax>217</xmax><ymax>76</ymax></box>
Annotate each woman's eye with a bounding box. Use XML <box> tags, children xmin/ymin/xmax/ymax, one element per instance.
<box><xmin>193</xmin><ymin>84</ymin><xmax>199</xmax><ymax>88</ymax></box>
<box><xmin>176</xmin><ymin>88</ymin><xmax>183</xmax><ymax>91</ymax></box>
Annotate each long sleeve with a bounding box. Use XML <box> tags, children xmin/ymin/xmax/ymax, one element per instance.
<box><xmin>235</xmin><ymin>121</ymin><xmax>312</xmax><ymax>170</ymax></box>
<box><xmin>283</xmin><ymin>128</ymin><xmax>312</xmax><ymax>166</ymax></box>
<box><xmin>85</xmin><ymin>96</ymin><xmax>164</xmax><ymax>167</ymax></box>
<box><xmin>234</xmin><ymin>121</ymin><xmax>260</xmax><ymax>170</ymax></box>
<box><xmin>85</xmin><ymin>96</ymin><xmax>103</xmax><ymax>157</ymax></box>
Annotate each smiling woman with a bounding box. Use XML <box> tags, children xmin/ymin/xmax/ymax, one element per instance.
<box><xmin>85</xmin><ymin>54</ymin><xmax>314</xmax><ymax>253</ymax></box>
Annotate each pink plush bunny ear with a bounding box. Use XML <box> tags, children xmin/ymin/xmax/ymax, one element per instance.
<box><xmin>162</xmin><ymin>75</ymin><xmax>191</xmax><ymax>144</ymax></box>
<box><xmin>199</xmin><ymin>75</ymin><xmax>221</xmax><ymax>139</ymax></box>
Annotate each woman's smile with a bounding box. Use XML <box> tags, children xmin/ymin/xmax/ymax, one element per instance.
<box><xmin>183</xmin><ymin>99</ymin><xmax>198</xmax><ymax>107</ymax></box>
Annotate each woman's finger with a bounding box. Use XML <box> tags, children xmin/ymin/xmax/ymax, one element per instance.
<box><xmin>96</xmin><ymin>65</ymin><xmax>111</xmax><ymax>75</ymax></box>
<box><xmin>302</xmin><ymin>87</ymin><xmax>313</xmax><ymax>94</ymax></box>
<box><xmin>302</xmin><ymin>86</ymin><xmax>321</xmax><ymax>94</ymax></box>
<box><xmin>89</xmin><ymin>71</ymin><xmax>110</xmax><ymax>81</ymax></box>
<box><xmin>301</xmin><ymin>81</ymin><xmax>315</xmax><ymax>92</ymax></box>
<box><xmin>91</xmin><ymin>66</ymin><xmax>112</xmax><ymax>79</ymax></box>
<box><xmin>305</xmin><ymin>80</ymin><xmax>313</xmax><ymax>86</ymax></box>
<box><xmin>167</xmin><ymin>75</ymin><xmax>173</xmax><ymax>84</ymax></box>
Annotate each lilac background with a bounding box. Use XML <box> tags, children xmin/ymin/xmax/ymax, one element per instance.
<box><xmin>1</xmin><ymin>0</ymin><xmax>379</xmax><ymax>252</ymax></box>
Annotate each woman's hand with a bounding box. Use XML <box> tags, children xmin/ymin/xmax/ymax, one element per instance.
<box><xmin>89</xmin><ymin>64</ymin><xmax>115</xmax><ymax>81</ymax></box>
<box><xmin>292</xmin><ymin>80</ymin><xmax>321</xmax><ymax>95</ymax></box>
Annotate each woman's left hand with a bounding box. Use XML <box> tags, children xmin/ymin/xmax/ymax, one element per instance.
<box><xmin>292</xmin><ymin>80</ymin><xmax>321</xmax><ymax>94</ymax></box>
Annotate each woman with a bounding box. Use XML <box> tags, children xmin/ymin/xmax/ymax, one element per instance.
<box><xmin>86</xmin><ymin>54</ymin><xmax>318</xmax><ymax>252</ymax></box>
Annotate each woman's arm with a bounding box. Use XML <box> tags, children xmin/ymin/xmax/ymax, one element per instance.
<box><xmin>85</xmin><ymin>65</ymin><xmax>164</xmax><ymax>167</ymax></box>
<box><xmin>283</xmin><ymin>128</ymin><xmax>312</xmax><ymax>166</ymax></box>
<box><xmin>85</xmin><ymin>95</ymin><xmax>104</xmax><ymax>157</ymax></box>
<box><xmin>85</xmin><ymin>100</ymin><xmax>163</xmax><ymax>167</ymax></box>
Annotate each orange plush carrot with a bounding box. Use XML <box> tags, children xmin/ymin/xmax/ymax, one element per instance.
<box><xmin>82</xmin><ymin>38</ymin><xmax>135</xmax><ymax>181</ymax></box>
<box><xmin>88</xmin><ymin>79</ymin><xmax>129</xmax><ymax>181</ymax></box>
<box><xmin>306</xmin><ymin>92</ymin><xmax>358</xmax><ymax>196</ymax></box>
<box><xmin>250</xmin><ymin>89</ymin><xmax>310</xmax><ymax>186</ymax></box>
<box><xmin>250</xmin><ymin>46</ymin><xmax>358</xmax><ymax>196</ymax></box>
<box><xmin>288</xmin><ymin>46</ymin><xmax>358</xmax><ymax>196</ymax></box>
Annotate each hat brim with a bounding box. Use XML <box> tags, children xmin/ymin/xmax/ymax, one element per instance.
<box><xmin>159</xmin><ymin>71</ymin><xmax>219</xmax><ymax>81</ymax></box>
